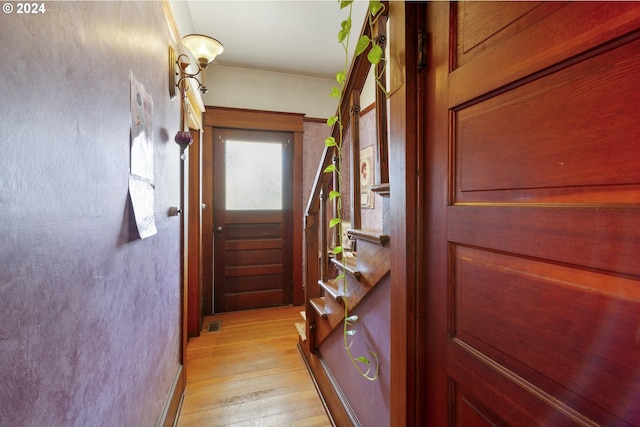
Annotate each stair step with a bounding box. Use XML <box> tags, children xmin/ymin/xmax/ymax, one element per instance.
<box><xmin>370</xmin><ymin>182</ymin><xmax>390</xmax><ymax>196</ymax></box>
<box><xmin>300</xmin><ymin>310</ymin><xmax>306</xmax><ymax>321</ymax></box>
<box><xmin>349</xmin><ymin>228</ymin><xmax>389</xmax><ymax>246</ymax></box>
<box><xmin>295</xmin><ymin>322</ymin><xmax>306</xmax><ymax>341</ymax></box>
<box><xmin>318</xmin><ymin>280</ymin><xmax>343</xmax><ymax>303</ymax></box>
<box><xmin>309</xmin><ymin>297</ymin><xmax>328</xmax><ymax>319</ymax></box>
<box><xmin>330</xmin><ymin>256</ymin><xmax>361</xmax><ymax>279</ymax></box>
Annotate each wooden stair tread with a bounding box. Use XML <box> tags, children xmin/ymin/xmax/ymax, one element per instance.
<box><xmin>318</xmin><ymin>279</ymin><xmax>343</xmax><ymax>303</ymax></box>
<box><xmin>309</xmin><ymin>297</ymin><xmax>328</xmax><ymax>319</ymax></box>
<box><xmin>330</xmin><ymin>256</ymin><xmax>361</xmax><ymax>279</ymax></box>
<box><xmin>348</xmin><ymin>228</ymin><xmax>389</xmax><ymax>246</ymax></box>
<box><xmin>295</xmin><ymin>322</ymin><xmax>306</xmax><ymax>341</ymax></box>
<box><xmin>370</xmin><ymin>182</ymin><xmax>390</xmax><ymax>196</ymax></box>
<box><xmin>300</xmin><ymin>310</ymin><xmax>306</xmax><ymax>321</ymax></box>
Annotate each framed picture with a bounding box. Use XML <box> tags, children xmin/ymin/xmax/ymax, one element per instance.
<box><xmin>360</xmin><ymin>145</ymin><xmax>375</xmax><ymax>209</ymax></box>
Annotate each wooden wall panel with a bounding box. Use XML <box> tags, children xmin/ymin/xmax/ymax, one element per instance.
<box><xmin>452</xmin><ymin>246</ymin><xmax>640</xmax><ymax>423</ymax></box>
<box><xmin>454</xmin><ymin>385</ymin><xmax>504</xmax><ymax>427</ymax></box>
<box><xmin>449</xmin><ymin>3</ymin><xmax>640</xmax><ymax>109</ymax></box>
<box><xmin>457</xmin><ymin>2</ymin><xmax>555</xmax><ymax>66</ymax></box>
<box><xmin>448</xmin><ymin>343</ymin><xmax>590</xmax><ymax>426</ymax></box>
<box><xmin>448</xmin><ymin>206</ymin><xmax>640</xmax><ymax>278</ymax></box>
<box><xmin>455</xmin><ymin>37</ymin><xmax>640</xmax><ymax>203</ymax></box>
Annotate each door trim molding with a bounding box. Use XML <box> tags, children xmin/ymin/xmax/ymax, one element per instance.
<box><xmin>204</xmin><ymin>106</ymin><xmax>304</xmax><ymax>132</ymax></box>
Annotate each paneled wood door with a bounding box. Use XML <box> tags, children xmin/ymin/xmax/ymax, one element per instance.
<box><xmin>212</xmin><ymin>128</ymin><xmax>293</xmax><ymax>313</ymax></box>
<box><xmin>424</xmin><ymin>2</ymin><xmax>640</xmax><ymax>425</ymax></box>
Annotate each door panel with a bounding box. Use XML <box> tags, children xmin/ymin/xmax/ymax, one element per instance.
<box><xmin>426</xmin><ymin>2</ymin><xmax>640</xmax><ymax>425</ymax></box>
<box><xmin>455</xmin><ymin>36</ymin><xmax>640</xmax><ymax>202</ymax></box>
<box><xmin>212</xmin><ymin>128</ymin><xmax>293</xmax><ymax>312</ymax></box>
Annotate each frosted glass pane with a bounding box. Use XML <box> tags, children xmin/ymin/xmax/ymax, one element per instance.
<box><xmin>226</xmin><ymin>140</ymin><xmax>282</xmax><ymax>210</ymax></box>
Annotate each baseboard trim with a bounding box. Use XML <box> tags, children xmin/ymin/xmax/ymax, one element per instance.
<box><xmin>297</xmin><ymin>342</ymin><xmax>361</xmax><ymax>427</ymax></box>
<box><xmin>157</xmin><ymin>365</ymin><xmax>185</xmax><ymax>427</ymax></box>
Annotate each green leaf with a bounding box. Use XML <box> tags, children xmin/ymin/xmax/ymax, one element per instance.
<box><xmin>355</xmin><ymin>356</ymin><xmax>370</xmax><ymax>364</ymax></box>
<box><xmin>336</xmin><ymin>71</ymin><xmax>346</xmax><ymax>85</ymax></box>
<box><xmin>367</xmin><ymin>44</ymin><xmax>383</xmax><ymax>65</ymax></box>
<box><xmin>336</xmin><ymin>273</ymin><xmax>346</xmax><ymax>280</ymax></box>
<box><xmin>369</xmin><ymin>0</ymin><xmax>383</xmax><ymax>16</ymax></box>
<box><xmin>340</xmin><ymin>0</ymin><xmax>354</xmax><ymax>9</ymax></box>
<box><xmin>355</xmin><ymin>35</ymin><xmax>370</xmax><ymax>56</ymax></box>
<box><xmin>333</xmin><ymin>245</ymin><xmax>343</xmax><ymax>255</ymax></box>
<box><xmin>330</xmin><ymin>86</ymin><xmax>341</xmax><ymax>98</ymax></box>
<box><xmin>329</xmin><ymin>190</ymin><xmax>340</xmax><ymax>201</ymax></box>
<box><xmin>329</xmin><ymin>217</ymin><xmax>341</xmax><ymax>228</ymax></box>
<box><xmin>338</xmin><ymin>28</ymin><xmax>348</xmax><ymax>43</ymax></box>
<box><xmin>345</xmin><ymin>315</ymin><xmax>359</xmax><ymax>322</ymax></box>
<box><xmin>337</xmin><ymin>17</ymin><xmax>352</xmax><ymax>43</ymax></box>
<box><xmin>325</xmin><ymin>136</ymin><xmax>337</xmax><ymax>147</ymax></box>
<box><xmin>327</xmin><ymin>116</ymin><xmax>338</xmax><ymax>127</ymax></box>
<box><xmin>324</xmin><ymin>164</ymin><xmax>337</xmax><ymax>173</ymax></box>
<box><xmin>346</xmin><ymin>329</ymin><xmax>357</xmax><ymax>336</ymax></box>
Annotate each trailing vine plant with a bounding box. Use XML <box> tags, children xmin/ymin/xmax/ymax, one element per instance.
<box><xmin>324</xmin><ymin>0</ymin><xmax>387</xmax><ymax>381</ymax></box>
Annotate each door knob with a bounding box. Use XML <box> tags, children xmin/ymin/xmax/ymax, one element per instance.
<box><xmin>202</xmin><ymin>203</ymin><xmax>208</xmax><ymax>209</ymax></box>
<box><xmin>217</xmin><ymin>226</ymin><xmax>223</xmax><ymax>232</ymax></box>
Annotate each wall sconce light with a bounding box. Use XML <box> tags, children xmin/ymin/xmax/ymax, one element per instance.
<box><xmin>178</xmin><ymin>34</ymin><xmax>224</xmax><ymax>95</ymax></box>
<box><xmin>170</xmin><ymin>34</ymin><xmax>224</xmax><ymax>158</ymax></box>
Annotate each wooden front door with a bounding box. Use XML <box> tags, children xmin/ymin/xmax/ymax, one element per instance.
<box><xmin>211</xmin><ymin>128</ymin><xmax>293</xmax><ymax>313</ymax></box>
<box><xmin>424</xmin><ymin>2</ymin><xmax>640</xmax><ymax>425</ymax></box>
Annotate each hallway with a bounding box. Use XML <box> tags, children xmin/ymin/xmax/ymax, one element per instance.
<box><xmin>176</xmin><ymin>306</ymin><xmax>331</xmax><ymax>426</ymax></box>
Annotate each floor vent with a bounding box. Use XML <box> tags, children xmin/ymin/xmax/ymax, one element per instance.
<box><xmin>207</xmin><ymin>320</ymin><xmax>221</xmax><ymax>333</ymax></box>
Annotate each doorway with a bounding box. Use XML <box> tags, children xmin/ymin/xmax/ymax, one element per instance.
<box><xmin>209</xmin><ymin>128</ymin><xmax>294</xmax><ymax>312</ymax></box>
<box><xmin>199</xmin><ymin>107</ymin><xmax>305</xmax><ymax>319</ymax></box>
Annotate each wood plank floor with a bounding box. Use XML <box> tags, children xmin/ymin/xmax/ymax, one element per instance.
<box><xmin>176</xmin><ymin>305</ymin><xmax>331</xmax><ymax>427</ymax></box>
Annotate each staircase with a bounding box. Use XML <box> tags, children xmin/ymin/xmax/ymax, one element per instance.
<box><xmin>296</xmin><ymin>9</ymin><xmax>390</xmax><ymax>424</ymax></box>
<box><xmin>305</xmin><ymin>227</ymin><xmax>390</xmax><ymax>350</ymax></box>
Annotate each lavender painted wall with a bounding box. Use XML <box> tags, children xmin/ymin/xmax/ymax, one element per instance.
<box><xmin>321</xmin><ymin>276</ymin><xmax>391</xmax><ymax>426</ymax></box>
<box><xmin>0</xmin><ymin>2</ymin><xmax>182</xmax><ymax>426</ymax></box>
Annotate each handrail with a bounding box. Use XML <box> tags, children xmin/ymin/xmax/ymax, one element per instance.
<box><xmin>304</xmin><ymin>13</ymin><xmax>379</xmax><ymax>220</ymax></box>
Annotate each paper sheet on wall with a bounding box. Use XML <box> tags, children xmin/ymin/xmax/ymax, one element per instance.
<box><xmin>130</xmin><ymin>71</ymin><xmax>154</xmax><ymax>181</ymax></box>
<box><xmin>129</xmin><ymin>71</ymin><xmax>157</xmax><ymax>239</ymax></box>
<box><xmin>128</xmin><ymin>177</ymin><xmax>157</xmax><ymax>239</ymax></box>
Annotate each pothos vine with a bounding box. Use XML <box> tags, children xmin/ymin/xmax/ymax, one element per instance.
<box><xmin>324</xmin><ymin>0</ymin><xmax>387</xmax><ymax>381</ymax></box>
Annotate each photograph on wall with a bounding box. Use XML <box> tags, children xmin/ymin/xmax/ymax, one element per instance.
<box><xmin>360</xmin><ymin>145</ymin><xmax>375</xmax><ymax>209</ymax></box>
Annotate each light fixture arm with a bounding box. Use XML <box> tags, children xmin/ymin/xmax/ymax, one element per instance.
<box><xmin>175</xmin><ymin>53</ymin><xmax>210</xmax><ymax>95</ymax></box>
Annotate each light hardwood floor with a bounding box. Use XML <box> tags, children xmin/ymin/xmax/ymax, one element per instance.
<box><xmin>176</xmin><ymin>305</ymin><xmax>331</xmax><ymax>427</ymax></box>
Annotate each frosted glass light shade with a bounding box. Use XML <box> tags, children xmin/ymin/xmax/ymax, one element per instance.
<box><xmin>182</xmin><ymin>34</ymin><xmax>224</xmax><ymax>65</ymax></box>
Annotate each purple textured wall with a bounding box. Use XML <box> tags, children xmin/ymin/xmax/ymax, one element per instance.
<box><xmin>322</xmin><ymin>276</ymin><xmax>391</xmax><ymax>426</ymax></box>
<box><xmin>0</xmin><ymin>2</ymin><xmax>182</xmax><ymax>426</ymax></box>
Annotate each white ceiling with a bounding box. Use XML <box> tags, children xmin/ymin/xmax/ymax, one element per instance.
<box><xmin>176</xmin><ymin>0</ymin><xmax>370</xmax><ymax>79</ymax></box>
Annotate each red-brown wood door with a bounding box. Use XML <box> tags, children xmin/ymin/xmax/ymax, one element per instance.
<box><xmin>424</xmin><ymin>2</ymin><xmax>640</xmax><ymax>425</ymax></box>
<box><xmin>211</xmin><ymin>128</ymin><xmax>293</xmax><ymax>313</ymax></box>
